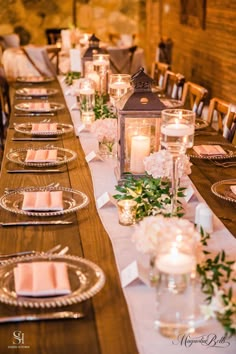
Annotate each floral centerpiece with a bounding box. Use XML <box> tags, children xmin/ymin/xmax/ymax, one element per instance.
<box><xmin>114</xmin><ymin>150</ymin><xmax>192</xmax><ymax>219</ymax></box>
<box><xmin>91</xmin><ymin>118</ymin><xmax>118</xmax><ymax>157</ymax></box>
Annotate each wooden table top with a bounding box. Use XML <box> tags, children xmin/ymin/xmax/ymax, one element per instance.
<box><xmin>0</xmin><ymin>77</ymin><xmax>235</xmax><ymax>353</ymax></box>
<box><xmin>0</xmin><ymin>78</ymin><xmax>138</xmax><ymax>354</ymax></box>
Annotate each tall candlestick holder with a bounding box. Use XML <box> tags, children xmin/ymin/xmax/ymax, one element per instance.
<box><xmin>160</xmin><ymin>109</ymin><xmax>196</xmax><ymax>215</ymax></box>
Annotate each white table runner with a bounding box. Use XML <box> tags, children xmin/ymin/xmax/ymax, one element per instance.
<box><xmin>60</xmin><ymin>77</ymin><xmax>236</xmax><ymax>354</ymax></box>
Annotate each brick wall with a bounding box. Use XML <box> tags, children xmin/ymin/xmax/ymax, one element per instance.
<box><xmin>146</xmin><ymin>0</ymin><xmax>236</xmax><ymax>103</ymax></box>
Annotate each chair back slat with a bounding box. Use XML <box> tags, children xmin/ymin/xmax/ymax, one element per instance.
<box><xmin>181</xmin><ymin>81</ymin><xmax>208</xmax><ymax>117</ymax></box>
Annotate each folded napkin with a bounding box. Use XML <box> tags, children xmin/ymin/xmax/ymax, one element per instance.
<box><xmin>24</xmin><ymin>88</ymin><xmax>48</xmax><ymax>95</ymax></box>
<box><xmin>25</xmin><ymin>149</ymin><xmax>58</xmax><ymax>162</ymax></box>
<box><xmin>27</xmin><ymin>102</ymin><xmax>51</xmax><ymax>111</ymax></box>
<box><xmin>14</xmin><ymin>261</ymin><xmax>71</xmax><ymax>297</ymax></box>
<box><xmin>193</xmin><ymin>145</ymin><xmax>227</xmax><ymax>156</ymax></box>
<box><xmin>230</xmin><ymin>185</ymin><xmax>236</xmax><ymax>195</ymax></box>
<box><xmin>22</xmin><ymin>191</ymin><xmax>63</xmax><ymax>211</ymax></box>
<box><xmin>31</xmin><ymin>123</ymin><xmax>58</xmax><ymax>133</ymax></box>
<box><xmin>23</xmin><ymin>76</ymin><xmax>45</xmax><ymax>82</ymax></box>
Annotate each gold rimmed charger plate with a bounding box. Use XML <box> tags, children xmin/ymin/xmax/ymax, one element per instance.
<box><xmin>0</xmin><ymin>186</ymin><xmax>89</xmax><ymax>217</ymax></box>
<box><xmin>16</xmin><ymin>76</ymin><xmax>55</xmax><ymax>83</ymax></box>
<box><xmin>6</xmin><ymin>146</ymin><xmax>77</xmax><ymax>167</ymax></box>
<box><xmin>15</xmin><ymin>87</ymin><xmax>58</xmax><ymax>97</ymax></box>
<box><xmin>0</xmin><ymin>254</ymin><xmax>105</xmax><ymax>308</ymax></box>
<box><xmin>187</xmin><ymin>142</ymin><xmax>236</xmax><ymax>160</ymax></box>
<box><xmin>14</xmin><ymin>122</ymin><xmax>74</xmax><ymax>136</ymax></box>
<box><xmin>15</xmin><ymin>101</ymin><xmax>65</xmax><ymax>112</ymax></box>
<box><xmin>211</xmin><ymin>179</ymin><xmax>236</xmax><ymax>203</ymax></box>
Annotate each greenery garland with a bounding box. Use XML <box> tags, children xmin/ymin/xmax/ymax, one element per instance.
<box><xmin>64</xmin><ymin>71</ymin><xmax>81</xmax><ymax>86</ymax></box>
<box><xmin>113</xmin><ymin>173</ymin><xmax>185</xmax><ymax>220</ymax></box>
<box><xmin>93</xmin><ymin>92</ymin><xmax>117</xmax><ymax>120</ymax></box>
<box><xmin>113</xmin><ymin>174</ymin><xmax>236</xmax><ymax>334</ymax></box>
<box><xmin>198</xmin><ymin>229</ymin><xmax>236</xmax><ymax>335</ymax></box>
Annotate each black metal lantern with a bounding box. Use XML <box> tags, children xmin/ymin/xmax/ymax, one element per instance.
<box><xmin>115</xmin><ymin>67</ymin><xmax>167</xmax><ymax>181</ymax></box>
<box><xmin>82</xmin><ymin>34</ymin><xmax>105</xmax><ymax>76</ymax></box>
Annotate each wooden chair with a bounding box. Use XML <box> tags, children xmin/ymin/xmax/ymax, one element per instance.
<box><xmin>181</xmin><ymin>81</ymin><xmax>208</xmax><ymax>117</ymax></box>
<box><xmin>0</xmin><ymin>67</ymin><xmax>11</xmax><ymax>148</ymax></box>
<box><xmin>162</xmin><ymin>70</ymin><xmax>185</xmax><ymax>100</ymax></box>
<box><xmin>150</xmin><ymin>61</ymin><xmax>169</xmax><ymax>90</ymax></box>
<box><xmin>46</xmin><ymin>46</ymin><xmax>61</xmax><ymax>74</ymax></box>
<box><xmin>45</xmin><ymin>28</ymin><xmax>67</xmax><ymax>45</ymax></box>
<box><xmin>206</xmin><ymin>97</ymin><xmax>236</xmax><ymax>141</ymax></box>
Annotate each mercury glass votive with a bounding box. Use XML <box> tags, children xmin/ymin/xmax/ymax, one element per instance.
<box><xmin>117</xmin><ymin>200</ymin><xmax>137</xmax><ymax>226</ymax></box>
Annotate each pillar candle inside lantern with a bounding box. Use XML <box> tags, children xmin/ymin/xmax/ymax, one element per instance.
<box><xmin>130</xmin><ymin>135</ymin><xmax>150</xmax><ymax>174</ymax></box>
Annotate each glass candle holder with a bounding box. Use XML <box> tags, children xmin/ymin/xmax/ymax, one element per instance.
<box><xmin>78</xmin><ymin>78</ymin><xmax>96</xmax><ymax>128</ymax></box>
<box><xmin>93</xmin><ymin>53</ymin><xmax>110</xmax><ymax>94</ymax></box>
<box><xmin>78</xmin><ymin>78</ymin><xmax>95</xmax><ymax>111</ymax></box>
<box><xmin>160</xmin><ymin>109</ymin><xmax>195</xmax><ymax>215</ymax></box>
<box><xmin>109</xmin><ymin>74</ymin><xmax>131</xmax><ymax>106</ymax></box>
<box><xmin>154</xmin><ymin>234</ymin><xmax>205</xmax><ymax>338</ymax></box>
<box><xmin>117</xmin><ymin>199</ymin><xmax>137</xmax><ymax>226</ymax></box>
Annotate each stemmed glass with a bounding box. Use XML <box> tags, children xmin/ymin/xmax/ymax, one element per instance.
<box><xmin>160</xmin><ymin>109</ymin><xmax>196</xmax><ymax>214</ymax></box>
<box><xmin>109</xmin><ymin>74</ymin><xmax>131</xmax><ymax>107</ymax></box>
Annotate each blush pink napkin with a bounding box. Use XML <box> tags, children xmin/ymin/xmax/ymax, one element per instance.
<box><xmin>24</xmin><ymin>76</ymin><xmax>45</xmax><ymax>82</ymax></box>
<box><xmin>14</xmin><ymin>262</ymin><xmax>71</xmax><ymax>297</ymax></box>
<box><xmin>24</xmin><ymin>88</ymin><xmax>48</xmax><ymax>95</ymax></box>
<box><xmin>25</xmin><ymin>149</ymin><xmax>58</xmax><ymax>162</ymax></box>
<box><xmin>193</xmin><ymin>145</ymin><xmax>226</xmax><ymax>156</ymax></box>
<box><xmin>31</xmin><ymin>123</ymin><xmax>58</xmax><ymax>133</ymax></box>
<box><xmin>22</xmin><ymin>191</ymin><xmax>63</xmax><ymax>211</ymax></box>
<box><xmin>230</xmin><ymin>186</ymin><xmax>236</xmax><ymax>195</ymax></box>
<box><xmin>27</xmin><ymin>102</ymin><xmax>51</xmax><ymax>111</ymax></box>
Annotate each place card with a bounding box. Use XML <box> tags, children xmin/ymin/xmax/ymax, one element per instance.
<box><xmin>85</xmin><ymin>151</ymin><xmax>104</xmax><ymax>163</ymax></box>
<box><xmin>77</xmin><ymin>124</ymin><xmax>87</xmax><ymax>133</ymax></box>
<box><xmin>121</xmin><ymin>261</ymin><xmax>150</xmax><ymax>287</ymax></box>
<box><xmin>70</xmin><ymin>103</ymin><xmax>80</xmax><ymax>111</ymax></box>
<box><xmin>183</xmin><ymin>184</ymin><xmax>195</xmax><ymax>203</ymax></box>
<box><xmin>230</xmin><ymin>185</ymin><xmax>236</xmax><ymax>195</ymax></box>
<box><xmin>96</xmin><ymin>192</ymin><xmax>117</xmax><ymax>209</ymax></box>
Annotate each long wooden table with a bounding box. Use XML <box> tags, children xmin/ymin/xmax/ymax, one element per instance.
<box><xmin>0</xmin><ymin>78</ymin><xmax>139</xmax><ymax>353</ymax></box>
<box><xmin>0</xmin><ymin>77</ymin><xmax>236</xmax><ymax>354</ymax></box>
<box><xmin>188</xmin><ymin>133</ymin><xmax>236</xmax><ymax>238</ymax></box>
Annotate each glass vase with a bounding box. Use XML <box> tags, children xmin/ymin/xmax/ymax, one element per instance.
<box><xmin>99</xmin><ymin>140</ymin><xmax>116</xmax><ymax>158</ymax></box>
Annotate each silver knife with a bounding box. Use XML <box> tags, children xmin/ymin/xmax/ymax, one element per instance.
<box><xmin>7</xmin><ymin>169</ymin><xmax>63</xmax><ymax>173</ymax></box>
<box><xmin>15</xmin><ymin>96</ymin><xmax>48</xmax><ymax>100</ymax></box>
<box><xmin>0</xmin><ymin>311</ymin><xmax>84</xmax><ymax>324</ymax></box>
<box><xmin>14</xmin><ymin>113</ymin><xmax>56</xmax><ymax>117</ymax></box>
<box><xmin>0</xmin><ymin>221</ymin><xmax>72</xmax><ymax>226</ymax></box>
<box><xmin>12</xmin><ymin>138</ymin><xmax>59</xmax><ymax>141</ymax></box>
